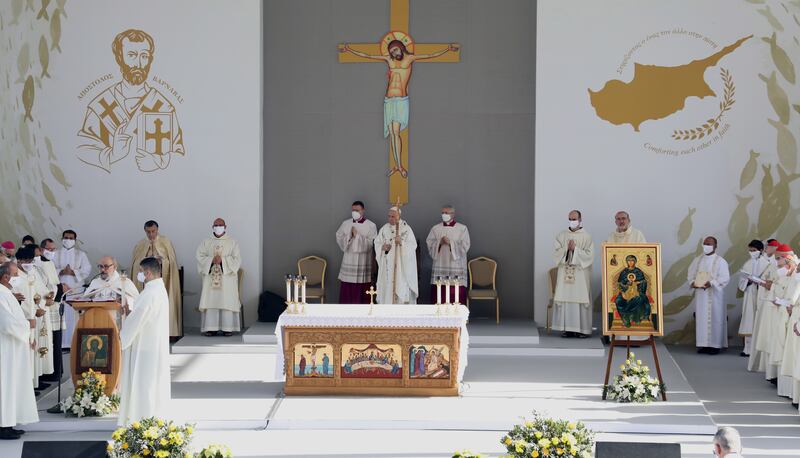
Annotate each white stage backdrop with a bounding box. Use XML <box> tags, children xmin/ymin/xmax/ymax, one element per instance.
<box><xmin>536</xmin><ymin>0</ymin><xmax>800</xmax><ymax>342</ymax></box>
<box><xmin>0</xmin><ymin>0</ymin><xmax>262</xmax><ymax>327</ymax></box>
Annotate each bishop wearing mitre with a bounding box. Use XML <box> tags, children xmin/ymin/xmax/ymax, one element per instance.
<box><xmin>118</xmin><ymin>257</ymin><xmax>170</xmax><ymax>426</ymax></box>
<box><xmin>131</xmin><ymin>220</ymin><xmax>182</xmax><ymax>337</ymax></box>
<box><xmin>375</xmin><ymin>206</ymin><xmax>418</xmax><ymax>304</ymax></box>
<box><xmin>0</xmin><ymin>262</ymin><xmax>39</xmax><ymax>440</ymax></box>
<box><xmin>14</xmin><ymin>246</ymin><xmax>55</xmax><ymax>390</ymax></box>
<box><xmin>552</xmin><ymin>210</ymin><xmax>594</xmax><ymax>338</ymax></box>
<box><xmin>775</xmin><ymin>253</ymin><xmax>800</xmax><ymax>403</ymax></box>
<box><xmin>197</xmin><ymin>218</ymin><xmax>242</xmax><ymax>336</ymax></box>
<box><xmin>688</xmin><ymin>236</ymin><xmax>730</xmax><ymax>355</ymax></box>
<box><xmin>426</xmin><ymin>205</ymin><xmax>470</xmax><ymax>302</ymax></box>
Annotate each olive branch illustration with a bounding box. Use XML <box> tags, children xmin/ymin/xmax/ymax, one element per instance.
<box><xmin>671</xmin><ymin>68</ymin><xmax>735</xmax><ymax>141</ymax></box>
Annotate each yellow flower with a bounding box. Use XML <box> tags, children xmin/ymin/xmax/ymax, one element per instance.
<box><xmin>122</xmin><ymin>442</ymin><xmax>129</xmax><ymax>450</ymax></box>
<box><xmin>624</xmin><ymin>359</ymin><xmax>630</xmax><ymax>365</ymax></box>
<box><xmin>531</xmin><ymin>451</ymin><xmax>540</xmax><ymax>458</ymax></box>
<box><xmin>169</xmin><ymin>424</ymin><xmax>177</xmax><ymax>432</ymax></box>
<box><xmin>106</xmin><ymin>444</ymin><xmax>113</xmax><ymax>452</ymax></box>
<box><xmin>567</xmin><ymin>422</ymin><xmax>576</xmax><ymax>430</ymax></box>
<box><xmin>186</xmin><ymin>426</ymin><xmax>194</xmax><ymax>434</ymax></box>
<box><xmin>551</xmin><ymin>437</ymin><xmax>560</xmax><ymax>446</ymax></box>
<box><xmin>534</xmin><ymin>432</ymin><xmax>543</xmax><ymax>439</ymax></box>
<box><xmin>132</xmin><ymin>421</ymin><xmax>141</xmax><ymax>429</ymax></box>
<box><xmin>538</xmin><ymin>438</ymin><xmax>550</xmax><ymax>448</ymax></box>
<box><xmin>619</xmin><ymin>364</ymin><xmax>625</xmax><ymax>371</ymax></box>
<box><xmin>503</xmin><ymin>436</ymin><xmax>513</xmax><ymax>446</ymax></box>
<box><xmin>155</xmin><ymin>451</ymin><xmax>169</xmax><ymax>458</ymax></box>
<box><xmin>636</xmin><ymin>359</ymin><xmax>642</xmax><ymax>365</ymax></box>
<box><xmin>570</xmin><ymin>448</ymin><xmax>577</xmax><ymax>455</ymax></box>
<box><xmin>556</xmin><ymin>448</ymin><xmax>563</xmax><ymax>455</ymax></box>
<box><xmin>515</xmin><ymin>442</ymin><xmax>525</xmax><ymax>453</ymax></box>
<box><xmin>157</xmin><ymin>419</ymin><xmax>165</xmax><ymax>427</ymax></box>
<box><xmin>143</xmin><ymin>449</ymin><xmax>150</xmax><ymax>456</ymax></box>
<box><xmin>542</xmin><ymin>448</ymin><xmax>550</xmax><ymax>456</ymax></box>
<box><xmin>160</xmin><ymin>438</ymin><xmax>168</xmax><ymax>446</ymax></box>
<box><xmin>524</xmin><ymin>421</ymin><xmax>534</xmax><ymax>429</ymax></box>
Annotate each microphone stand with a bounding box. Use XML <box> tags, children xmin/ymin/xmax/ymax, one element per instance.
<box><xmin>46</xmin><ymin>299</ymin><xmax>66</xmax><ymax>414</ymax></box>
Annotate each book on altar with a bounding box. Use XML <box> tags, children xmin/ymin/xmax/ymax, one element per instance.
<box><xmin>693</xmin><ymin>271</ymin><xmax>711</xmax><ymax>288</ymax></box>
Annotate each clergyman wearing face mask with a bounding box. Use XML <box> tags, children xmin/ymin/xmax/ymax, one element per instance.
<box><xmin>196</xmin><ymin>218</ymin><xmax>242</xmax><ymax>337</ymax></box>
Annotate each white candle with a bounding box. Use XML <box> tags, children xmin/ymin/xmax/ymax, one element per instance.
<box><xmin>454</xmin><ymin>276</ymin><xmax>460</xmax><ymax>304</ymax></box>
<box><xmin>293</xmin><ymin>276</ymin><xmax>299</xmax><ymax>304</ymax></box>
<box><xmin>285</xmin><ymin>275</ymin><xmax>292</xmax><ymax>302</ymax></box>
<box><xmin>301</xmin><ymin>276</ymin><xmax>307</xmax><ymax>304</ymax></box>
<box><xmin>436</xmin><ymin>276</ymin><xmax>442</xmax><ymax>305</ymax></box>
<box><xmin>445</xmin><ymin>276</ymin><xmax>451</xmax><ymax>305</ymax></box>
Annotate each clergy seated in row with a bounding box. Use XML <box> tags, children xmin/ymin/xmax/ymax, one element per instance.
<box><xmin>118</xmin><ymin>257</ymin><xmax>171</xmax><ymax>426</ymax></box>
<box><xmin>0</xmin><ymin>262</ymin><xmax>39</xmax><ymax>439</ymax></box>
<box><xmin>197</xmin><ymin>218</ymin><xmax>242</xmax><ymax>336</ymax></box>
<box><xmin>130</xmin><ymin>220</ymin><xmax>182</xmax><ymax>337</ymax></box>
<box><xmin>335</xmin><ymin>201</ymin><xmax>377</xmax><ymax>304</ymax></box>
<box><xmin>84</xmin><ymin>256</ymin><xmax>140</xmax><ymax>322</ymax></box>
<box><xmin>374</xmin><ymin>206</ymin><xmax>418</xmax><ymax>304</ymax></box>
<box><xmin>13</xmin><ymin>246</ymin><xmax>57</xmax><ymax>393</ymax></box>
<box><xmin>748</xmin><ymin>239</ymin><xmax>780</xmax><ymax>375</ymax></box>
<box><xmin>688</xmin><ymin>236</ymin><xmax>730</xmax><ymax>355</ymax></box>
<box><xmin>426</xmin><ymin>205</ymin><xmax>470</xmax><ymax>303</ymax></box>
<box><xmin>552</xmin><ymin>210</ymin><xmax>593</xmax><ymax>338</ymax></box>
<box><xmin>51</xmin><ymin>229</ymin><xmax>91</xmax><ymax>349</ymax></box>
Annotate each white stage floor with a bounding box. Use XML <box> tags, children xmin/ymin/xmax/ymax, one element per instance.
<box><xmin>5</xmin><ymin>322</ymin><xmax>798</xmax><ymax>457</ymax></box>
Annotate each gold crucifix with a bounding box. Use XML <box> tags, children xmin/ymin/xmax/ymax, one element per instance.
<box><xmin>366</xmin><ymin>285</ymin><xmax>378</xmax><ymax>305</ymax></box>
<box><xmin>338</xmin><ymin>0</ymin><xmax>460</xmax><ymax>204</ymax></box>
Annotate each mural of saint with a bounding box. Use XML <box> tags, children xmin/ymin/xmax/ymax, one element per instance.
<box><xmin>614</xmin><ymin>255</ymin><xmax>652</xmax><ymax>327</ymax></box>
<box><xmin>78</xmin><ymin>29</ymin><xmax>185</xmax><ymax>173</ymax></box>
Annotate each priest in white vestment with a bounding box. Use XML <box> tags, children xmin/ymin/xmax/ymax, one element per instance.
<box><xmin>749</xmin><ymin>239</ymin><xmax>780</xmax><ymax>375</ymax></box>
<box><xmin>426</xmin><ymin>205</ymin><xmax>470</xmax><ymax>303</ymax></box>
<box><xmin>131</xmin><ymin>220</ymin><xmax>182</xmax><ymax>337</ymax></box>
<box><xmin>606</xmin><ymin>211</ymin><xmax>646</xmax><ymax>244</ymax></box>
<box><xmin>37</xmin><ymin>240</ymin><xmax>66</xmax><ymax>382</ymax></box>
<box><xmin>0</xmin><ymin>263</ymin><xmax>38</xmax><ymax>439</ymax></box>
<box><xmin>51</xmin><ymin>230</ymin><xmax>91</xmax><ymax>348</ymax></box>
<box><xmin>375</xmin><ymin>207</ymin><xmax>418</xmax><ymax>304</ymax></box>
<box><xmin>688</xmin><ymin>236</ymin><xmax>730</xmax><ymax>354</ymax></box>
<box><xmin>770</xmin><ymin>253</ymin><xmax>800</xmax><ymax>400</ymax></box>
<box><xmin>197</xmin><ymin>218</ymin><xmax>242</xmax><ymax>336</ymax></box>
<box><xmin>13</xmin><ymin>247</ymin><xmax>55</xmax><ymax>389</ymax></box>
<box><xmin>552</xmin><ymin>210</ymin><xmax>594</xmax><ymax>337</ymax></box>
<box><xmin>738</xmin><ymin>240</ymin><xmax>771</xmax><ymax>357</ymax></box>
<box><xmin>118</xmin><ymin>257</ymin><xmax>170</xmax><ymax>426</ymax></box>
<box><xmin>85</xmin><ymin>257</ymin><xmax>140</xmax><ymax>323</ymax></box>
<box><xmin>336</xmin><ymin>201</ymin><xmax>378</xmax><ymax>304</ymax></box>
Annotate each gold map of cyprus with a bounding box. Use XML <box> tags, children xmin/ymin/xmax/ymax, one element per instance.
<box><xmin>589</xmin><ymin>35</ymin><xmax>751</xmax><ymax>131</ymax></box>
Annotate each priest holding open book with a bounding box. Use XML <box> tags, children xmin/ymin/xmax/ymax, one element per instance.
<box><xmin>688</xmin><ymin>236</ymin><xmax>730</xmax><ymax>355</ymax></box>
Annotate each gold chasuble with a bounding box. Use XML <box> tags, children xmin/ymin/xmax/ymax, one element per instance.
<box><xmin>130</xmin><ymin>235</ymin><xmax>182</xmax><ymax>336</ymax></box>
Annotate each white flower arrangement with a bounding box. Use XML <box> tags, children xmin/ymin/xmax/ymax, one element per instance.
<box><xmin>62</xmin><ymin>369</ymin><xmax>120</xmax><ymax>417</ymax></box>
<box><xmin>604</xmin><ymin>353</ymin><xmax>664</xmax><ymax>403</ymax></box>
<box><xmin>195</xmin><ymin>444</ymin><xmax>233</xmax><ymax>458</ymax></box>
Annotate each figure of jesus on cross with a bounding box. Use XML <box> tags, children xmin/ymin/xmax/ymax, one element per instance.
<box><xmin>338</xmin><ymin>0</ymin><xmax>460</xmax><ymax>204</ymax></box>
<box><xmin>340</xmin><ymin>39</ymin><xmax>459</xmax><ymax>179</ymax></box>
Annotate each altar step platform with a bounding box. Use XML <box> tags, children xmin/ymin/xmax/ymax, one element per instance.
<box><xmin>171</xmin><ymin>319</ymin><xmax>604</xmax><ymax>358</ymax></box>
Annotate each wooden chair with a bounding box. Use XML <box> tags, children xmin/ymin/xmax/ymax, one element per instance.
<box><xmin>298</xmin><ymin>256</ymin><xmax>327</xmax><ymax>303</ymax></box>
<box><xmin>546</xmin><ymin>267</ymin><xmax>558</xmax><ymax>332</ymax></box>
<box><xmin>238</xmin><ymin>268</ymin><xmax>245</xmax><ymax>330</ymax></box>
<box><xmin>467</xmin><ymin>256</ymin><xmax>500</xmax><ymax>323</ymax></box>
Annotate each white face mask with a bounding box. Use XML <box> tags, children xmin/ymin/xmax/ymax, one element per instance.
<box><xmin>213</xmin><ymin>226</ymin><xmax>226</xmax><ymax>236</ymax></box>
<box><xmin>9</xmin><ymin>276</ymin><xmax>22</xmax><ymax>289</ymax></box>
<box><xmin>777</xmin><ymin>266</ymin><xmax>789</xmax><ymax>277</ymax></box>
<box><xmin>749</xmin><ymin>251</ymin><xmax>761</xmax><ymax>259</ymax></box>
<box><xmin>62</xmin><ymin>239</ymin><xmax>75</xmax><ymax>249</ymax></box>
<box><xmin>33</xmin><ymin>256</ymin><xmax>42</xmax><ymax>263</ymax></box>
<box><xmin>351</xmin><ymin>211</ymin><xmax>362</xmax><ymax>221</ymax></box>
<box><xmin>137</xmin><ymin>271</ymin><xmax>146</xmax><ymax>283</ymax></box>
<box><xmin>43</xmin><ymin>249</ymin><xmax>55</xmax><ymax>258</ymax></box>
<box><xmin>568</xmin><ymin>220</ymin><xmax>580</xmax><ymax>229</ymax></box>
<box><xmin>19</xmin><ymin>263</ymin><xmax>33</xmax><ymax>272</ymax></box>
<box><xmin>702</xmin><ymin>244</ymin><xmax>715</xmax><ymax>255</ymax></box>
<box><xmin>442</xmin><ymin>213</ymin><xmax>453</xmax><ymax>223</ymax></box>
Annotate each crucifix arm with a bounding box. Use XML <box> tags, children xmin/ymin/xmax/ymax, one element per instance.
<box><xmin>340</xmin><ymin>43</ymin><xmax>387</xmax><ymax>62</ymax></box>
<box><xmin>413</xmin><ymin>43</ymin><xmax>459</xmax><ymax>61</ymax></box>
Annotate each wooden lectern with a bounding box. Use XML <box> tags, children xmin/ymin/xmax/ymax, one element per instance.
<box><xmin>67</xmin><ymin>301</ymin><xmax>122</xmax><ymax>396</ymax></box>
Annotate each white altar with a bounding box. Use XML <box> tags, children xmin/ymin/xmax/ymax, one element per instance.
<box><xmin>275</xmin><ymin>303</ymin><xmax>469</xmax><ymax>396</ymax></box>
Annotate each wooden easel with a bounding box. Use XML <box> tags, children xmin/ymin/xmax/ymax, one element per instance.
<box><xmin>602</xmin><ymin>334</ymin><xmax>667</xmax><ymax>401</ymax></box>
